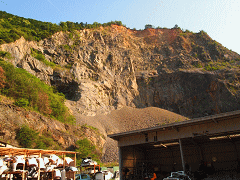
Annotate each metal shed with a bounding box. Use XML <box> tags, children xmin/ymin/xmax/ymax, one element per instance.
<box><xmin>108</xmin><ymin>110</ymin><xmax>240</xmax><ymax>180</ymax></box>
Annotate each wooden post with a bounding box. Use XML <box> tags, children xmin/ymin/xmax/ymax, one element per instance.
<box><xmin>8</xmin><ymin>151</ymin><xmax>11</xmax><ymax>180</ymax></box>
<box><xmin>179</xmin><ymin>139</ymin><xmax>186</xmax><ymax>172</ymax></box>
<box><xmin>63</xmin><ymin>154</ymin><xmax>66</xmax><ymax>180</ymax></box>
<box><xmin>63</xmin><ymin>154</ymin><xmax>65</xmax><ymax>168</ymax></box>
<box><xmin>74</xmin><ymin>153</ymin><xmax>76</xmax><ymax>167</ymax></box>
<box><xmin>22</xmin><ymin>152</ymin><xmax>26</xmax><ymax>180</ymax></box>
<box><xmin>37</xmin><ymin>153</ymin><xmax>41</xmax><ymax>180</ymax></box>
<box><xmin>74</xmin><ymin>153</ymin><xmax>76</xmax><ymax>180</ymax></box>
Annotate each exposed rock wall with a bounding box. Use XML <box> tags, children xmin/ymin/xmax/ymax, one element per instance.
<box><xmin>1</xmin><ymin>25</ymin><xmax>240</xmax><ymax>118</ymax></box>
<box><xmin>137</xmin><ymin>70</ymin><xmax>240</xmax><ymax>118</ymax></box>
<box><xmin>1</xmin><ymin>25</ymin><xmax>240</xmax><ymax>162</ymax></box>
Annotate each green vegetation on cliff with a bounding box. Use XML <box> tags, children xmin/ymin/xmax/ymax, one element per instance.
<box><xmin>16</xmin><ymin>125</ymin><xmax>59</xmax><ymax>149</ymax></box>
<box><xmin>30</xmin><ymin>48</ymin><xmax>56</xmax><ymax>67</ymax></box>
<box><xmin>0</xmin><ymin>10</ymin><xmax>123</xmax><ymax>44</ymax></box>
<box><xmin>0</xmin><ymin>58</ymin><xmax>74</xmax><ymax>123</ymax></box>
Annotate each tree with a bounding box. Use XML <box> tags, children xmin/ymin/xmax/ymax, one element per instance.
<box><xmin>145</xmin><ymin>24</ymin><xmax>153</xmax><ymax>29</ymax></box>
<box><xmin>0</xmin><ymin>66</ymin><xmax>6</xmax><ymax>88</ymax></box>
<box><xmin>75</xmin><ymin>138</ymin><xmax>99</xmax><ymax>165</ymax></box>
<box><xmin>76</xmin><ymin>138</ymin><xmax>96</xmax><ymax>158</ymax></box>
<box><xmin>37</xmin><ymin>91</ymin><xmax>52</xmax><ymax>115</ymax></box>
<box><xmin>59</xmin><ymin>21</ymin><xmax>67</xmax><ymax>31</ymax></box>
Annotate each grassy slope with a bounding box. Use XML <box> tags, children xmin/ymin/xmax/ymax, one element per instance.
<box><xmin>0</xmin><ymin>58</ymin><xmax>74</xmax><ymax>123</ymax></box>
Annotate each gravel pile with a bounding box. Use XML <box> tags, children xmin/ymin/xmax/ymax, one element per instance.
<box><xmin>70</xmin><ymin>105</ymin><xmax>187</xmax><ymax>163</ymax></box>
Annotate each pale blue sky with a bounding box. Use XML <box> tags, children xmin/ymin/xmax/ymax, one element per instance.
<box><xmin>1</xmin><ymin>0</ymin><xmax>240</xmax><ymax>54</ymax></box>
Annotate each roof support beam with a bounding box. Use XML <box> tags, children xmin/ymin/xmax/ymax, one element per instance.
<box><xmin>179</xmin><ymin>138</ymin><xmax>186</xmax><ymax>173</ymax></box>
<box><xmin>119</xmin><ymin>147</ymin><xmax>123</xmax><ymax>180</ymax></box>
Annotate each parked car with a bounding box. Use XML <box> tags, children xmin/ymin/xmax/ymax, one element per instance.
<box><xmin>76</xmin><ymin>173</ymin><xmax>91</xmax><ymax>180</ymax></box>
<box><xmin>163</xmin><ymin>171</ymin><xmax>191</xmax><ymax>180</ymax></box>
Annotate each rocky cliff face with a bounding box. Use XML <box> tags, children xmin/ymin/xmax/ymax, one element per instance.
<box><xmin>1</xmin><ymin>25</ymin><xmax>240</xmax><ymax>163</ymax></box>
<box><xmin>137</xmin><ymin>70</ymin><xmax>240</xmax><ymax>118</ymax></box>
<box><xmin>1</xmin><ymin>25</ymin><xmax>240</xmax><ymax>118</ymax></box>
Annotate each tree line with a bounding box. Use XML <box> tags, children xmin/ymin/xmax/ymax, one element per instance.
<box><xmin>0</xmin><ymin>10</ymin><xmax>124</xmax><ymax>44</ymax></box>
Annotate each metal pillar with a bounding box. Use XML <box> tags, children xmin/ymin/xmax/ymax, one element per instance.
<box><xmin>119</xmin><ymin>146</ymin><xmax>123</xmax><ymax>180</ymax></box>
<box><xmin>179</xmin><ymin>139</ymin><xmax>186</xmax><ymax>172</ymax></box>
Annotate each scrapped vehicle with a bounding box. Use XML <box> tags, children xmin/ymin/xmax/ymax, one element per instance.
<box><xmin>81</xmin><ymin>157</ymin><xmax>98</xmax><ymax>166</ymax></box>
<box><xmin>75</xmin><ymin>173</ymin><xmax>91</xmax><ymax>180</ymax></box>
<box><xmin>163</xmin><ymin>171</ymin><xmax>191</xmax><ymax>180</ymax></box>
<box><xmin>95</xmin><ymin>170</ymin><xmax>113</xmax><ymax>180</ymax></box>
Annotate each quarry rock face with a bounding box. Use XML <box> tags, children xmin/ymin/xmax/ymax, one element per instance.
<box><xmin>137</xmin><ymin>70</ymin><xmax>240</xmax><ymax>118</ymax></box>
<box><xmin>1</xmin><ymin>26</ymin><xmax>240</xmax><ymax>118</ymax></box>
<box><xmin>1</xmin><ymin>25</ymin><xmax>240</xmax><ymax>162</ymax></box>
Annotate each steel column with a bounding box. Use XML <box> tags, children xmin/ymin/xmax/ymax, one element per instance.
<box><xmin>179</xmin><ymin>139</ymin><xmax>186</xmax><ymax>172</ymax></box>
<box><xmin>119</xmin><ymin>146</ymin><xmax>123</xmax><ymax>180</ymax></box>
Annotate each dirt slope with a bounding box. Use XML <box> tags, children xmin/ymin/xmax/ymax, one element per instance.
<box><xmin>66</xmin><ymin>101</ymin><xmax>187</xmax><ymax>162</ymax></box>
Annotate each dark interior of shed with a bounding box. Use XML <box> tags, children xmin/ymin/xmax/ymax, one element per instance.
<box><xmin>121</xmin><ymin>133</ymin><xmax>240</xmax><ymax>180</ymax></box>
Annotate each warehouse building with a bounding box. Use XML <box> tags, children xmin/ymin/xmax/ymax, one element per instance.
<box><xmin>108</xmin><ymin>110</ymin><xmax>240</xmax><ymax>180</ymax></box>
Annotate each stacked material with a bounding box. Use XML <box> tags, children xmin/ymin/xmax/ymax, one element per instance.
<box><xmin>0</xmin><ymin>147</ymin><xmax>78</xmax><ymax>180</ymax></box>
<box><xmin>0</xmin><ymin>155</ymin><xmax>77</xmax><ymax>178</ymax></box>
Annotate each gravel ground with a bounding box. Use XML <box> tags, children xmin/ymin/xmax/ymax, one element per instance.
<box><xmin>67</xmin><ymin>102</ymin><xmax>187</xmax><ymax>163</ymax></box>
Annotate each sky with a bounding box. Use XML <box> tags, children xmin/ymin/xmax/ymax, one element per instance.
<box><xmin>1</xmin><ymin>0</ymin><xmax>240</xmax><ymax>54</ymax></box>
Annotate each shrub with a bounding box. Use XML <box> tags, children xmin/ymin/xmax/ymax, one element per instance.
<box><xmin>16</xmin><ymin>125</ymin><xmax>38</xmax><ymax>148</ymax></box>
<box><xmin>30</xmin><ymin>48</ymin><xmax>56</xmax><ymax>68</ymax></box>
<box><xmin>35</xmin><ymin>136</ymin><xmax>56</xmax><ymax>149</ymax></box>
<box><xmin>204</xmin><ymin>62</ymin><xmax>228</xmax><ymax>71</ymax></box>
<box><xmin>14</xmin><ymin>98</ymin><xmax>29</xmax><ymax>107</ymax></box>
<box><xmin>204</xmin><ymin>64</ymin><xmax>219</xmax><ymax>71</ymax></box>
<box><xmin>193</xmin><ymin>62</ymin><xmax>202</xmax><ymax>68</ymax></box>
<box><xmin>0</xmin><ymin>51</ymin><xmax>11</xmax><ymax>59</ymax></box>
<box><xmin>16</xmin><ymin>125</ymin><xmax>58</xmax><ymax>149</ymax></box>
